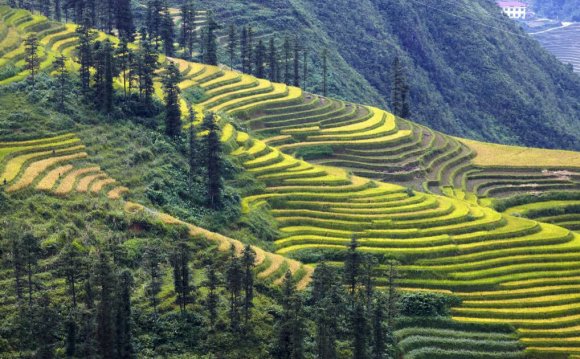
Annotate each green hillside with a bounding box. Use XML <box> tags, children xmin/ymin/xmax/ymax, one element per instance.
<box><xmin>1</xmin><ymin>3</ymin><xmax>580</xmax><ymax>359</ymax></box>
<box><xmin>183</xmin><ymin>0</ymin><xmax>580</xmax><ymax>151</ymax></box>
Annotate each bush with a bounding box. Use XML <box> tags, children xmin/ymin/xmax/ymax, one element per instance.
<box><xmin>294</xmin><ymin>145</ymin><xmax>334</xmax><ymax>160</ymax></box>
<box><xmin>399</xmin><ymin>292</ymin><xmax>462</xmax><ymax>317</ymax></box>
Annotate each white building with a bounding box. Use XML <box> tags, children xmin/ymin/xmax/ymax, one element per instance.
<box><xmin>497</xmin><ymin>1</ymin><xmax>528</xmax><ymax>19</ymax></box>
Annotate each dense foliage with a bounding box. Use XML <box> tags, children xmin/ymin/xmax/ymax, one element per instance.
<box><xmin>530</xmin><ymin>0</ymin><xmax>580</xmax><ymax>20</ymax></box>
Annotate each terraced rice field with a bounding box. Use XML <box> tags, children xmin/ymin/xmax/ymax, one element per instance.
<box><xmin>532</xmin><ymin>23</ymin><xmax>580</xmax><ymax>73</ymax></box>
<box><xmin>2</xmin><ymin>6</ymin><xmax>580</xmax><ymax>356</ymax></box>
<box><xmin>0</xmin><ymin>134</ymin><xmax>127</xmax><ymax>199</ymax></box>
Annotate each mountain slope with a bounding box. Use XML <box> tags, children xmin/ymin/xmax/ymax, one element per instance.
<box><xmin>189</xmin><ymin>0</ymin><xmax>580</xmax><ymax>151</ymax></box>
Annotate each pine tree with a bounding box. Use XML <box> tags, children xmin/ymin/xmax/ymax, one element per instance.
<box><xmin>160</xmin><ymin>5</ymin><xmax>175</xmax><ymax>56</ymax></box>
<box><xmin>116</xmin><ymin>40</ymin><xmax>131</xmax><ymax>98</ymax></box>
<box><xmin>385</xmin><ymin>260</ymin><xmax>400</xmax><ymax>327</ymax></box>
<box><xmin>54</xmin><ymin>0</ymin><xmax>62</xmax><ymax>22</ymax></box>
<box><xmin>76</xmin><ymin>24</ymin><xmax>93</xmax><ymax>94</ymax></box>
<box><xmin>32</xmin><ymin>294</ymin><xmax>60</xmax><ymax>359</ymax></box>
<box><xmin>65</xmin><ymin>314</ymin><xmax>77</xmax><ymax>358</ymax></box>
<box><xmin>268</xmin><ymin>37</ymin><xmax>278</xmax><ymax>82</ymax></box>
<box><xmin>302</xmin><ymin>49</ymin><xmax>308</xmax><ymax>90</ymax></box>
<box><xmin>274</xmin><ymin>271</ymin><xmax>305</xmax><ymax>359</ymax></box>
<box><xmin>312</xmin><ymin>263</ymin><xmax>340</xmax><ymax>359</ymax></box>
<box><xmin>293</xmin><ymin>39</ymin><xmax>300</xmax><ymax>87</ymax></box>
<box><xmin>54</xmin><ymin>55</ymin><xmax>68</xmax><ymax>109</ymax></box>
<box><xmin>391</xmin><ymin>56</ymin><xmax>411</xmax><ymax>119</ymax></box>
<box><xmin>115</xmin><ymin>0</ymin><xmax>135</xmax><ymax>41</ymax></box>
<box><xmin>205</xmin><ymin>262</ymin><xmax>219</xmax><ymax>326</ymax></box>
<box><xmin>225</xmin><ymin>249</ymin><xmax>242</xmax><ymax>332</ymax></box>
<box><xmin>144</xmin><ymin>244</ymin><xmax>162</xmax><ymax>313</ymax></box>
<box><xmin>94</xmin><ymin>40</ymin><xmax>116</xmax><ymax>112</ymax></box>
<box><xmin>170</xmin><ymin>229</ymin><xmax>193</xmax><ymax>313</ymax></box>
<box><xmin>8</xmin><ymin>226</ymin><xmax>25</xmax><ymax>303</ymax></box>
<box><xmin>187</xmin><ymin>105</ymin><xmax>198</xmax><ymax>196</ymax></box>
<box><xmin>115</xmin><ymin>269</ymin><xmax>134</xmax><ymax>359</ymax></box>
<box><xmin>227</xmin><ymin>24</ymin><xmax>237</xmax><ymax>70</ymax></box>
<box><xmin>137</xmin><ymin>37</ymin><xmax>159</xmax><ymax>108</ymax></box>
<box><xmin>344</xmin><ymin>235</ymin><xmax>360</xmax><ymax>296</ymax></box>
<box><xmin>240</xmin><ymin>27</ymin><xmax>248</xmax><ymax>73</ymax></box>
<box><xmin>146</xmin><ymin>0</ymin><xmax>163</xmax><ymax>47</ymax></box>
<box><xmin>361</xmin><ymin>254</ymin><xmax>377</xmax><ymax>307</ymax></box>
<box><xmin>95</xmin><ymin>251</ymin><xmax>116</xmax><ymax>359</ymax></box>
<box><xmin>352</xmin><ymin>298</ymin><xmax>370</xmax><ymax>359</ymax></box>
<box><xmin>241</xmin><ymin>245</ymin><xmax>255</xmax><ymax>324</ymax></box>
<box><xmin>371</xmin><ymin>294</ymin><xmax>387</xmax><ymax>359</ymax></box>
<box><xmin>247</xmin><ymin>26</ymin><xmax>254</xmax><ymax>74</ymax></box>
<box><xmin>24</xmin><ymin>34</ymin><xmax>40</xmax><ymax>85</ymax></box>
<box><xmin>21</xmin><ymin>232</ymin><xmax>40</xmax><ymax>306</ymax></box>
<box><xmin>254</xmin><ymin>39</ymin><xmax>266</xmax><ymax>79</ymax></box>
<box><xmin>58</xmin><ymin>241</ymin><xmax>88</xmax><ymax>309</ymax></box>
<box><xmin>162</xmin><ymin>61</ymin><xmax>183</xmax><ymax>138</ymax></box>
<box><xmin>180</xmin><ymin>1</ymin><xmax>196</xmax><ymax>59</ymax></box>
<box><xmin>204</xmin><ymin>13</ymin><xmax>218</xmax><ymax>65</ymax></box>
<box><xmin>204</xmin><ymin>112</ymin><xmax>222</xmax><ymax>209</ymax></box>
<box><xmin>322</xmin><ymin>49</ymin><xmax>328</xmax><ymax>97</ymax></box>
<box><xmin>283</xmin><ymin>37</ymin><xmax>291</xmax><ymax>84</ymax></box>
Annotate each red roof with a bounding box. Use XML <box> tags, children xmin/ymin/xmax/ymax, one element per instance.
<box><xmin>497</xmin><ymin>1</ymin><xmax>527</xmax><ymax>7</ymax></box>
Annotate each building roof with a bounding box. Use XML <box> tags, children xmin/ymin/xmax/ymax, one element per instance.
<box><xmin>497</xmin><ymin>1</ymin><xmax>528</xmax><ymax>7</ymax></box>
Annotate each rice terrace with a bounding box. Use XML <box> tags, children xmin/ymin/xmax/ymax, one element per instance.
<box><xmin>0</xmin><ymin>0</ymin><xmax>579</xmax><ymax>358</ymax></box>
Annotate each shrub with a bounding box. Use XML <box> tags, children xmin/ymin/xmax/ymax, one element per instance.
<box><xmin>399</xmin><ymin>292</ymin><xmax>462</xmax><ymax>317</ymax></box>
<box><xmin>294</xmin><ymin>145</ymin><xmax>334</xmax><ymax>160</ymax></box>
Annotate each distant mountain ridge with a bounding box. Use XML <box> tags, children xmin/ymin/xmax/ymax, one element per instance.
<box><xmin>183</xmin><ymin>0</ymin><xmax>580</xmax><ymax>151</ymax></box>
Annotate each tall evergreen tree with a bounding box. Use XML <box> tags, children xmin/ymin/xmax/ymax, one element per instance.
<box><xmin>273</xmin><ymin>271</ymin><xmax>305</xmax><ymax>359</ymax></box>
<box><xmin>115</xmin><ymin>269</ymin><xmax>134</xmax><ymax>359</ymax></box>
<box><xmin>116</xmin><ymin>40</ymin><xmax>131</xmax><ymax>98</ymax></box>
<box><xmin>180</xmin><ymin>1</ymin><xmax>196</xmax><ymax>59</ymax></box>
<box><xmin>254</xmin><ymin>39</ymin><xmax>266</xmax><ymax>79</ymax></box>
<box><xmin>205</xmin><ymin>262</ymin><xmax>219</xmax><ymax>326</ymax></box>
<box><xmin>162</xmin><ymin>61</ymin><xmax>183</xmax><ymax>138</ymax></box>
<box><xmin>115</xmin><ymin>0</ymin><xmax>135</xmax><ymax>41</ymax></box>
<box><xmin>54</xmin><ymin>55</ymin><xmax>68</xmax><ymax>109</ymax></box>
<box><xmin>145</xmin><ymin>244</ymin><xmax>162</xmax><ymax>313</ymax></box>
<box><xmin>160</xmin><ymin>5</ymin><xmax>175</xmax><ymax>56</ymax></box>
<box><xmin>322</xmin><ymin>49</ymin><xmax>328</xmax><ymax>97</ymax></box>
<box><xmin>94</xmin><ymin>40</ymin><xmax>116</xmax><ymax>112</ymax></box>
<box><xmin>227</xmin><ymin>24</ymin><xmax>237</xmax><ymax>70</ymax></box>
<box><xmin>293</xmin><ymin>39</ymin><xmax>300</xmax><ymax>87</ymax></box>
<box><xmin>24</xmin><ymin>34</ymin><xmax>40</xmax><ymax>85</ymax></box>
<box><xmin>137</xmin><ymin>37</ymin><xmax>159</xmax><ymax>107</ymax></box>
<box><xmin>352</xmin><ymin>298</ymin><xmax>370</xmax><ymax>359</ymax></box>
<box><xmin>283</xmin><ymin>37</ymin><xmax>291</xmax><ymax>84</ymax></box>
<box><xmin>391</xmin><ymin>56</ymin><xmax>411</xmax><ymax>119</ymax></box>
<box><xmin>302</xmin><ymin>49</ymin><xmax>308</xmax><ymax>90</ymax></box>
<box><xmin>94</xmin><ymin>252</ymin><xmax>116</xmax><ymax>359</ymax></box>
<box><xmin>187</xmin><ymin>105</ymin><xmax>198</xmax><ymax>196</ymax></box>
<box><xmin>204</xmin><ymin>13</ymin><xmax>218</xmax><ymax>65</ymax></box>
<box><xmin>225</xmin><ymin>249</ymin><xmax>242</xmax><ymax>332</ymax></box>
<box><xmin>371</xmin><ymin>294</ymin><xmax>387</xmax><ymax>359</ymax></box>
<box><xmin>32</xmin><ymin>294</ymin><xmax>60</xmax><ymax>359</ymax></box>
<box><xmin>240</xmin><ymin>26</ymin><xmax>248</xmax><ymax>73</ymax></box>
<box><xmin>146</xmin><ymin>0</ymin><xmax>163</xmax><ymax>47</ymax></box>
<box><xmin>241</xmin><ymin>245</ymin><xmax>255</xmax><ymax>324</ymax></box>
<box><xmin>385</xmin><ymin>260</ymin><xmax>400</xmax><ymax>327</ymax></box>
<box><xmin>21</xmin><ymin>232</ymin><xmax>40</xmax><ymax>306</ymax></box>
<box><xmin>170</xmin><ymin>229</ymin><xmax>193</xmax><ymax>313</ymax></box>
<box><xmin>344</xmin><ymin>235</ymin><xmax>360</xmax><ymax>296</ymax></box>
<box><xmin>268</xmin><ymin>37</ymin><xmax>278</xmax><ymax>82</ymax></box>
<box><xmin>76</xmin><ymin>24</ymin><xmax>93</xmax><ymax>94</ymax></box>
<box><xmin>204</xmin><ymin>112</ymin><xmax>222</xmax><ymax>209</ymax></box>
<box><xmin>247</xmin><ymin>26</ymin><xmax>254</xmax><ymax>74</ymax></box>
<box><xmin>58</xmin><ymin>241</ymin><xmax>88</xmax><ymax>309</ymax></box>
<box><xmin>312</xmin><ymin>263</ymin><xmax>340</xmax><ymax>359</ymax></box>
<box><xmin>54</xmin><ymin>0</ymin><xmax>62</xmax><ymax>22</ymax></box>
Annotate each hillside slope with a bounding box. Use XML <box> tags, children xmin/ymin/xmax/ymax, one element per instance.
<box><xmin>188</xmin><ymin>0</ymin><xmax>580</xmax><ymax>151</ymax></box>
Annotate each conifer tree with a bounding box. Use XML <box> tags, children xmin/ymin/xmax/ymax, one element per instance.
<box><xmin>344</xmin><ymin>235</ymin><xmax>360</xmax><ymax>296</ymax></box>
<box><xmin>283</xmin><ymin>37</ymin><xmax>291</xmax><ymax>84</ymax></box>
<box><xmin>274</xmin><ymin>271</ymin><xmax>305</xmax><ymax>359</ymax></box>
<box><xmin>391</xmin><ymin>56</ymin><xmax>411</xmax><ymax>119</ymax></box>
<box><xmin>187</xmin><ymin>105</ymin><xmax>198</xmax><ymax>196</ymax></box>
<box><xmin>58</xmin><ymin>241</ymin><xmax>88</xmax><ymax>309</ymax></box>
<box><xmin>65</xmin><ymin>314</ymin><xmax>77</xmax><ymax>357</ymax></box>
<box><xmin>115</xmin><ymin>269</ymin><xmax>134</xmax><ymax>359</ymax></box>
<box><xmin>54</xmin><ymin>55</ymin><xmax>68</xmax><ymax>109</ymax></box>
<box><xmin>322</xmin><ymin>48</ymin><xmax>328</xmax><ymax>97</ymax></box>
<box><xmin>21</xmin><ymin>232</ymin><xmax>39</xmax><ymax>306</ymax></box>
<box><xmin>32</xmin><ymin>294</ymin><xmax>60</xmax><ymax>359</ymax></box>
<box><xmin>137</xmin><ymin>37</ymin><xmax>159</xmax><ymax>108</ymax></box>
<box><xmin>254</xmin><ymin>39</ymin><xmax>266</xmax><ymax>79</ymax></box>
<box><xmin>180</xmin><ymin>1</ymin><xmax>196</xmax><ymax>58</ymax></box>
<box><xmin>293</xmin><ymin>39</ymin><xmax>300</xmax><ymax>87</ymax></box>
<box><xmin>146</xmin><ymin>0</ymin><xmax>163</xmax><ymax>47</ymax></box>
<box><xmin>226</xmin><ymin>249</ymin><xmax>243</xmax><ymax>332</ymax></box>
<box><xmin>162</xmin><ymin>61</ymin><xmax>183</xmax><ymax>138</ymax></box>
<box><xmin>116</xmin><ymin>40</ymin><xmax>131</xmax><ymax>98</ymax></box>
<box><xmin>371</xmin><ymin>294</ymin><xmax>387</xmax><ymax>359</ymax></box>
<box><xmin>24</xmin><ymin>34</ymin><xmax>40</xmax><ymax>85</ymax></box>
<box><xmin>160</xmin><ymin>5</ymin><xmax>175</xmax><ymax>56</ymax></box>
<box><xmin>145</xmin><ymin>245</ymin><xmax>162</xmax><ymax>313</ymax></box>
<box><xmin>240</xmin><ymin>26</ymin><xmax>248</xmax><ymax>73</ymax></box>
<box><xmin>115</xmin><ymin>0</ymin><xmax>135</xmax><ymax>41</ymax></box>
<box><xmin>227</xmin><ymin>24</ymin><xmax>237</xmax><ymax>70</ymax></box>
<box><xmin>205</xmin><ymin>262</ymin><xmax>219</xmax><ymax>326</ymax></box>
<box><xmin>241</xmin><ymin>245</ymin><xmax>256</xmax><ymax>324</ymax></box>
<box><xmin>268</xmin><ymin>37</ymin><xmax>278</xmax><ymax>82</ymax></box>
<box><xmin>385</xmin><ymin>260</ymin><xmax>400</xmax><ymax>327</ymax></box>
<box><xmin>94</xmin><ymin>40</ymin><xmax>116</xmax><ymax>112</ymax></box>
<box><xmin>312</xmin><ymin>263</ymin><xmax>340</xmax><ymax>359</ymax></box>
<box><xmin>76</xmin><ymin>24</ymin><xmax>93</xmax><ymax>94</ymax></box>
<box><xmin>247</xmin><ymin>26</ymin><xmax>254</xmax><ymax>74</ymax></box>
<box><xmin>54</xmin><ymin>0</ymin><xmax>62</xmax><ymax>22</ymax></box>
<box><xmin>204</xmin><ymin>13</ymin><xmax>218</xmax><ymax>65</ymax></box>
<box><xmin>8</xmin><ymin>228</ymin><xmax>25</xmax><ymax>303</ymax></box>
<box><xmin>302</xmin><ymin>49</ymin><xmax>308</xmax><ymax>90</ymax></box>
<box><xmin>95</xmin><ymin>252</ymin><xmax>116</xmax><ymax>359</ymax></box>
<box><xmin>170</xmin><ymin>229</ymin><xmax>193</xmax><ymax>313</ymax></box>
<box><xmin>204</xmin><ymin>112</ymin><xmax>222</xmax><ymax>209</ymax></box>
<box><xmin>352</xmin><ymin>298</ymin><xmax>370</xmax><ymax>359</ymax></box>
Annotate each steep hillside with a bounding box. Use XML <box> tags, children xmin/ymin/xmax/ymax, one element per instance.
<box><xmin>184</xmin><ymin>0</ymin><xmax>580</xmax><ymax>151</ymax></box>
<box><xmin>1</xmin><ymin>4</ymin><xmax>580</xmax><ymax>358</ymax></box>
